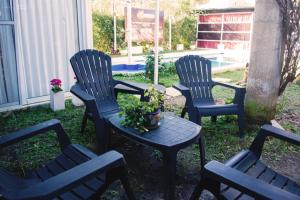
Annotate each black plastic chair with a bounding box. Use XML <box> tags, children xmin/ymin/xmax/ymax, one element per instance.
<box><xmin>70</xmin><ymin>49</ymin><xmax>152</xmax><ymax>152</ymax></box>
<box><xmin>0</xmin><ymin>119</ymin><xmax>135</xmax><ymax>200</ymax></box>
<box><xmin>190</xmin><ymin>125</ymin><xmax>300</xmax><ymax>200</ymax></box>
<box><xmin>173</xmin><ymin>55</ymin><xmax>246</xmax><ymax>137</ymax></box>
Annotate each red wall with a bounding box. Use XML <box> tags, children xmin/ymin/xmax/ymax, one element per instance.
<box><xmin>197</xmin><ymin>12</ymin><xmax>253</xmax><ymax>50</ymax></box>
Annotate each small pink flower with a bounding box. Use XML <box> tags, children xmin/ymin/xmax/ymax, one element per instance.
<box><xmin>50</xmin><ymin>78</ymin><xmax>63</xmax><ymax>93</ymax></box>
<box><xmin>50</xmin><ymin>78</ymin><xmax>62</xmax><ymax>86</ymax></box>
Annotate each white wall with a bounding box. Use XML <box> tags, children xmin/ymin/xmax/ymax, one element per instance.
<box><xmin>13</xmin><ymin>0</ymin><xmax>92</xmax><ymax>107</ymax></box>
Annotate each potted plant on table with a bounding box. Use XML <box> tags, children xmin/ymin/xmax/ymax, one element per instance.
<box><xmin>50</xmin><ymin>78</ymin><xmax>65</xmax><ymax>111</ymax></box>
<box><xmin>120</xmin><ymin>85</ymin><xmax>165</xmax><ymax>132</ymax></box>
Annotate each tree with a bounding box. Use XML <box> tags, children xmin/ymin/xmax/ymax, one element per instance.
<box><xmin>245</xmin><ymin>1</ymin><xmax>283</xmax><ymax>122</ymax></box>
<box><xmin>245</xmin><ymin>0</ymin><xmax>300</xmax><ymax>122</ymax></box>
<box><xmin>276</xmin><ymin>0</ymin><xmax>300</xmax><ymax>95</ymax></box>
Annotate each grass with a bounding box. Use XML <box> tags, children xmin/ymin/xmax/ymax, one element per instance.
<box><xmin>0</xmin><ymin>69</ymin><xmax>299</xmax><ymax>199</ymax></box>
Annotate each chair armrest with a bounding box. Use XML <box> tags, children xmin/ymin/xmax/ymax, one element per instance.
<box><xmin>4</xmin><ymin>150</ymin><xmax>126</xmax><ymax>200</ymax></box>
<box><xmin>213</xmin><ymin>81</ymin><xmax>245</xmax><ymax>90</ymax></box>
<box><xmin>114</xmin><ymin>80</ymin><xmax>146</xmax><ymax>93</ymax></box>
<box><xmin>203</xmin><ymin>161</ymin><xmax>300</xmax><ymax>200</ymax></box>
<box><xmin>213</xmin><ymin>81</ymin><xmax>246</xmax><ymax>104</ymax></box>
<box><xmin>173</xmin><ymin>83</ymin><xmax>190</xmax><ymax>93</ymax></box>
<box><xmin>0</xmin><ymin>119</ymin><xmax>71</xmax><ymax>150</ymax></box>
<box><xmin>173</xmin><ymin>83</ymin><xmax>194</xmax><ymax>107</ymax></box>
<box><xmin>70</xmin><ymin>84</ymin><xmax>95</xmax><ymax>103</ymax></box>
<box><xmin>71</xmin><ymin>84</ymin><xmax>101</xmax><ymax>120</ymax></box>
<box><xmin>250</xmin><ymin>125</ymin><xmax>300</xmax><ymax>157</ymax></box>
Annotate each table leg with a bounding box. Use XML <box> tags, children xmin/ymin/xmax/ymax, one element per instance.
<box><xmin>198</xmin><ymin>135</ymin><xmax>206</xmax><ymax>170</ymax></box>
<box><xmin>162</xmin><ymin>150</ymin><xmax>178</xmax><ymax>200</ymax></box>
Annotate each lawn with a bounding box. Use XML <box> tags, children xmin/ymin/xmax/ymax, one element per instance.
<box><xmin>0</xmin><ymin>70</ymin><xmax>299</xmax><ymax>199</ymax></box>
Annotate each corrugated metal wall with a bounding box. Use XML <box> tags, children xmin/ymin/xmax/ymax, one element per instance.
<box><xmin>17</xmin><ymin>0</ymin><xmax>79</xmax><ymax>99</ymax></box>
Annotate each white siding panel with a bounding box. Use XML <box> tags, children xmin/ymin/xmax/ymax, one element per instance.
<box><xmin>18</xmin><ymin>0</ymin><xmax>79</xmax><ymax>99</ymax></box>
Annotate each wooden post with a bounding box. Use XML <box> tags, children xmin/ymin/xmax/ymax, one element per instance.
<box><xmin>113</xmin><ymin>0</ymin><xmax>117</xmax><ymax>51</ymax></box>
<box><xmin>126</xmin><ymin>0</ymin><xmax>132</xmax><ymax>64</ymax></box>
<box><xmin>169</xmin><ymin>15</ymin><xmax>172</xmax><ymax>50</ymax></box>
<box><xmin>154</xmin><ymin>0</ymin><xmax>160</xmax><ymax>84</ymax></box>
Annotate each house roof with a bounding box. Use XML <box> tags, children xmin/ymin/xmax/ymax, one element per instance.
<box><xmin>196</xmin><ymin>0</ymin><xmax>255</xmax><ymax>13</ymax></box>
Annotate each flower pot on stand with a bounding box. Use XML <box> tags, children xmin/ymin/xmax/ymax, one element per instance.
<box><xmin>50</xmin><ymin>91</ymin><xmax>65</xmax><ymax>111</ymax></box>
<box><xmin>72</xmin><ymin>94</ymin><xmax>84</xmax><ymax>107</ymax></box>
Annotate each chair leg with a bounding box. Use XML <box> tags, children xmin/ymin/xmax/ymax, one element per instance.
<box><xmin>238</xmin><ymin>112</ymin><xmax>245</xmax><ymax>138</ymax></box>
<box><xmin>81</xmin><ymin>111</ymin><xmax>88</xmax><ymax>133</ymax></box>
<box><xmin>189</xmin><ymin>180</ymin><xmax>205</xmax><ymax>200</ymax></box>
<box><xmin>120</xmin><ymin>171</ymin><xmax>136</xmax><ymax>200</ymax></box>
<box><xmin>211</xmin><ymin>116</ymin><xmax>217</xmax><ymax>123</ymax></box>
<box><xmin>181</xmin><ymin>107</ymin><xmax>187</xmax><ymax>118</ymax></box>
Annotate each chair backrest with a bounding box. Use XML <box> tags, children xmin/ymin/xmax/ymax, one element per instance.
<box><xmin>175</xmin><ymin>55</ymin><xmax>214</xmax><ymax>102</ymax></box>
<box><xmin>70</xmin><ymin>49</ymin><xmax>117</xmax><ymax>104</ymax></box>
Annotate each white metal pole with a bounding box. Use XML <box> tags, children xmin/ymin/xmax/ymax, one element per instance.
<box><xmin>154</xmin><ymin>0</ymin><xmax>160</xmax><ymax>84</ymax></box>
<box><xmin>169</xmin><ymin>15</ymin><xmax>172</xmax><ymax>50</ymax></box>
<box><xmin>127</xmin><ymin>0</ymin><xmax>132</xmax><ymax>63</ymax></box>
<box><xmin>113</xmin><ymin>0</ymin><xmax>117</xmax><ymax>51</ymax></box>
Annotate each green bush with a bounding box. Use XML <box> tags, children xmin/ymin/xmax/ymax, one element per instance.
<box><xmin>93</xmin><ymin>13</ymin><xmax>125</xmax><ymax>53</ymax></box>
<box><xmin>145</xmin><ymin>53</ymin><xmax>176</xmax><ymax>80</ymax></box>
<box><xmin>145</xmin><ymin>52</ymin><xmax>163</xmax><ymax>80</ymax></box>
<box><xmin>172</xmin><ymin>16</ymin><xmax>197</xmax><ymax>49</ymax></box>
<box><xmin>160</xmin><ymin>62</ymin><xmax>177</xmax><ymax>75</ymax></box>
<box><xmin>93</xmin><ymin>13</ymin><xmax>197</xmax><ymax>53</ymax></box>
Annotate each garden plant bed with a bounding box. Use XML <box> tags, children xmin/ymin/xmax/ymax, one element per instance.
<box><xmin>0</xmin><ymin>70</ymin><xmax>299</xmax><ymax>199</ymax></box>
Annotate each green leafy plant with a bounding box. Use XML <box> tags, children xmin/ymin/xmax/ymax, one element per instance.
<box><xmin>145</xmin><ymin>52</ymin><xmax>163</xmax><ymax>80</ymax></box>
<box><xmin>92</xmin><ymin>13</ymin><xmax>126</xmax><ymax>53</ymax></box>
<box><xmin>120</xmin><ymin>85</ymin><xmax>165</xmax><ymax>132</ymax></box>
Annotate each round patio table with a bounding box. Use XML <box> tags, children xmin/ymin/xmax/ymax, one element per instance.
<box><xmin>108</xmin><ymin>112</ymin><xmax>204</xmax><ymax>200</ymax></box>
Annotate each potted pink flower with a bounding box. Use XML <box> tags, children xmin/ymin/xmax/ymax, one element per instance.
<box><xmin>50</xmin><ymin>78</ymin><xmax>65</xmax><ymax>111</ymax></box>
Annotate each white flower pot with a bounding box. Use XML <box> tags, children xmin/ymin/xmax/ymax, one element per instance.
<box><xmin>50</xmin><ymin>91</ymin><xmax>65</xmax><ymax>111</ymax></box>
<box><xmin>72</xmin><ymin>94</ymin><xmax>84</xmax><ymax>107</ymax></box>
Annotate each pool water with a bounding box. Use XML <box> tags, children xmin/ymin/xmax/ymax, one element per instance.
<box><xmin>112</xmin><ymin>58</ymin><xmax>236</xmax><ymax>73</ymax></box>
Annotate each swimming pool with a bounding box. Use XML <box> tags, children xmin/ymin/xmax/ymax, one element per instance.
<box><xmin>112</xmin><ymin>56</ymin><xmax>239</xmax><ymax>73</ymax></box>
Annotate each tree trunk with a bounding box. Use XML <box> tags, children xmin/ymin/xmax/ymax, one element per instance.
<box><xmin>245</xmin><ymin>0</ymin><xmax>284</xmax><ymax>122</ymax></box>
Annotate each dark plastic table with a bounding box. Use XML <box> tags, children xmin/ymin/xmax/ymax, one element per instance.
<box><xmin>109</xmin><ymin>112</ymin><xmax>204</xmax><ymax>200</ymax></box>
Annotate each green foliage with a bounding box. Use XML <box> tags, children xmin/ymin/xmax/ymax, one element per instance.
<box><xmin>145</xmin><ymin>53</ymin><xmax>176</xmax><ymax>81</ymax></box>
<box><xmin>145</xmin><ymin>52</ymin><xmax>163</xmax><ymax>80</ymax></box>
<box><xmin>93</xmin><ymin>13</ymin><xmax>125</xmax><ymax>53</ymax></box>
<box><xmin>170</xmin><ymin>16</ymin><xmax>197</xmax><ymax>49</ymax></box>
<box><xmin>51</xmin><ymin>86</ymin><xmax>63</xmax><ymax>93</ymax></box>
<box><xmin>93</xmin><ymin>13</ymin><xmax>197</xmax><ymax>53</ymax></box>
<box><xmin>160</xmin><ymin>62</ymin><xmax>177</xmax><ymax>75</ymax></box>
<box><xmin>120</xmin><ymin>86</ymin><xmax>165</xmax><ymax>132</ymax></box>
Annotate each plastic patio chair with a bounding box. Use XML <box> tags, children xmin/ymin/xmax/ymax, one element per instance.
<box><xmin>70</xmin><ymin>49</ymin><xmax>154</xmax><ymax>152</ymax></box>
<box><xmin>174</xmin><ymin>55</ymin><xmax>246</xmax><ymax>137</ymax></box>
<box><xmin>0</xmin><ymin>119</ymin><xmax>135</xmax><ymax>200</ymax></box>
<box><xmin>190</xmin><ymin>125</ymin><xmax>300</xmax><ymax>200</ymax></box>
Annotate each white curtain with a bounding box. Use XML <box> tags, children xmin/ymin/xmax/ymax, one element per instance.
<box><xmin>0</xmin><ymin>0</ymin><xmax>19</xmax><ymax>106</ymax></box>
<box><xmin>18</xmin><ymin>0</ymin><xmax>79</xmax><ymax>98</ymax></box>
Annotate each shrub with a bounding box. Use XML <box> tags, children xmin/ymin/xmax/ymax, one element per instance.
<box><xmin>145</xmin><ymin>52</ymin><xmax>163</xmax><ymax>80</ymax></box>
<box><xmin>169</xmin><ymin>16</ymin><xmax>197</xmax><ymax>49</ymax></box>
<box><xmin>93</xmin><ymin>13</ymin><xmax>125</xmax><ymax>53</ymax></box>
<box><xmin>160</xmin><ymin>62</ymin><xmax>176</xmax><ymax>75</ymax></box>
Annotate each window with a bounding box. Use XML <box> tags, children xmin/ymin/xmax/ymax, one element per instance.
<box><xmin>0</xmin><ymin>0</ymin><xmax>19</xmax><ymax>107</ymax></box>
